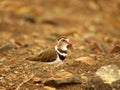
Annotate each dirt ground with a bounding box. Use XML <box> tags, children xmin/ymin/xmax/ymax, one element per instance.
<box><xmin>0</xmin><ymin>0</ymin><xmax>120</xmax><ymax>90</ymax></box>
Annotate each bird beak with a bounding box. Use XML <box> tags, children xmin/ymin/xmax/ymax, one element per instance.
<box><xmin>67</xmin><ymin>39</ymin><xmax>73</xmax><ymax>50</ymax></box>
<box><xmin>67</xmin><ymin>43</ymin><xmax>73</xmax><ymax>50</ymax></box>
<box><xmin>67</xmin><ymin>38</ymin><xmax>76</xmax><ymax>50</ymax></box>
<box><xmin>65</xmin><ymin>39</ymin><xmax>72</xmax><ymax>45</ymax></box>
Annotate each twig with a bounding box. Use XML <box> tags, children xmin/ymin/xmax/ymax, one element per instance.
<box><xmin>15</xmin><ymin>73</ymin><xmax>36</xmax><ymax>90</ymax></box>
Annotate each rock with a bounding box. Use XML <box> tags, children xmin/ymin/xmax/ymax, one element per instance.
<box><xmin>0</xmin><ymin>67</ymin><xmax>10</xmax><ymax>72</ymax></box>
<box><xmin>96</xmin><ymin>64</ymin><xmax>120</xmax><ymax>84</ymax></box>
<box><xmin>8</xmin><ymin>82</ymin><xmax>14</xmax><ymax>86</ymax></box>
<box><xmin>111</xmin><ymin>45</ymin><xmax>120</xmax><ymax>53</ymax></box>
<box><xmin>9</xmin><ymin>58</ymin><xmax>19</xmax><ymax>65</ymax></box>
<box><xmin>85</xmin><ymin>39</ymin><xmax>103</xmax><ymax>54</ymax></box>
<box><xmin>14</xmin><ymin>71</ymin><xmax>19</xmax><ymax>74</ymax></box>
<box><xmin>54</xmin><ymin>71</ymin><xmax>72</xmax><ymax>78</ymax></box>
<box><xmin>82</xmin><ymin>76</ymin><xmax>112</xmax><ymax>90</ymax></box>
<box><xmin>18</xmin><ymin>14</ymin><xmax>36</xmax><ymax>23</ymax></box>
<box><xmin>0</xmin><ymin>58</ymin><xmax>6</xmax><ymax>61</ymax></box>
<box><xmin>32</xmin><ymin>76</ymin><xmax>43</xmax><ymax>83</ymax></box>
<box><xmin>44</xmin><ymin>71</ymin><xmax>81</xmax><ymax>87</ymax></box>
<box><xmin>88</xmin><ymin>1</ymin><xmax>99</xmax><ymax>11</ymax></box>
<box><xmin>80</xmin><ymin>74</ymin><xmax>89</xmax><ymax>83</ymax></box>
<box><xmin>0</xmin><ymin>44</ymin><xmax>17</xmax><ymax>53</ymax></box>
<box><xmin>32</xmin><ymin>32</ymin><xmax>40</xmax><ymax>37</ymax></box>
<box><xmin>0</xmin><ymin>87</ymin><xmax>6</xmax><ymax>90</ymax></box>
<box><xmin>89</xmin><ymin>54</ymin><xmax>97</xmax><ymax>60</ymax></box>
<box><xmin>75</xmin><ymin>56</ymin><xmax>98</xmax><ymax>65</ymax></box>
<box><xmin>43</xmin><ymin>86</ymin><xmax>56</xmax><ymax>90</ymax></box>
<box><xmin>110</xmin><ymin>41</ymin><xmax>120</xmax><ymax>53</ymax></box>
<box><xmin>78</xmin><ymin>46</ymin><xmax>86</xmax><ymax>50</ymax></box>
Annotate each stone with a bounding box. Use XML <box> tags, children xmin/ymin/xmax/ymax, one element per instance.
<box><xmin>75</xmin><ymin>56</ymin><xmax>98</xmax><ymax>65</ymax></box>
<box><xmin>32</xmin><ymin>77</ymin><xmax>43</xmax><ymax>83</ymax></box>
<box><xmin>96</xmin><ymin>64</ymin><xmax>120</xmax><ymax>84</ymax></box>
<box><xmin>111</xmin><ymin>41</ymin><xmax>120</xmax><ymax>53</ymax></box>
<box><xmin>0</xmin><ymin>43</ymin><xmax>17</xmax><ymax>53</ymax></box>
<box><xmin>44</xmin><ymin>71</ymin><xmax>81</xmax><ymax>87</ymax></box>
<box><xmin>82</xmin><ymin>76</ymin><xmax>112</xmax><ymax>90</ymax></box>
<box><xmin>78</xmin><ymin>46</ymin><xmax>86</xmax><ymax>50</ymax></box>
<box><xmin>43</xmin><ymin>86</ymin><xmax>56</xmax><ymax>90</ymax></box>
<box><xmin>0</xmin><ymin>87</ymin><xmax>6</xmax><ymax>90</ymax></box>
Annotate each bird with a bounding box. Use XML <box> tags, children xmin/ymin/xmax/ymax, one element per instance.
<box><xmin>28</xmin><ymin>36</ymin><xmax>72</xmax><ymax>65</ymax></box>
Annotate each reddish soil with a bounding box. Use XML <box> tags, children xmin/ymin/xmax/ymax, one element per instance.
<box><xmin>0</xmin><ymin>0</ymin><xmax>120</xmax><ymax>90</ymax></box>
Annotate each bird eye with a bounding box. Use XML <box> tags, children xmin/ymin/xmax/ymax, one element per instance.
<box><xmin>62</xmin><ymin>39</ymin><xmax>66</xmax><ymax>42</ymax></box>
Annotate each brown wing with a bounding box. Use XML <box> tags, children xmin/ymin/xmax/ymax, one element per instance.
<box><xmin>29</xmin><ymin>49</ymin><xmax>57</xmax><ymax>62</ymax></box>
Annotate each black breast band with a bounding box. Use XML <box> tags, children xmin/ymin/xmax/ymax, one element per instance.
<box><xmin>57</xmin><ymin>49</ymin><xmax>67</xmax><ymax>61</ymax></box>
<box><xmin>58</xmin><ymin>53</ymin><xmax>66</xmax><ymax>60</ymax></box>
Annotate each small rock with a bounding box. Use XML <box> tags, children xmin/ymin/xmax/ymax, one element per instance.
<box><xmin>14</xmin><ymin>71</ymin><xmax>19</xmax><ymax>74</ymax></box>
<box><xmin>111</xmin><ymin>46</ymin><xmax>120</xmax><ymax>53</ymax></box>
<box><xmin>78</xmin><ymin>46</ymin><xmax>86</xmax><ymax>50</ymax></box>
<box><xmin>83</xmin><ymin>76</ymin><xmax>112</xmax><ymax>90</ymax></box>
<box><xmin>89</xmin><ymin>54</ymin><xmax>97</xmax><ymax>60</ymax></box>
<box><xmin>110</xmin><ymin>42</ymin><xmax>120</xmax><ymax>53</ymax></box>
<box><xmin>9</xmin><ymin>73</ymin><xmax>17</xmax><ymax>79</ymax></box>
<box><xmin>86</xmin><ymin>40</ymin><xmax>105</xmax><ymax>54</ymax></box>
<box><xmin>54</xmin><ymin>71</ymin><xmax>72</xmax><ymax>78</ymax></box>
<box><xmin>96</xmin><ymin>64</ymin><xmax>120</xmax><ymax>84</ymax></box>
<box><xmin>44</xmin><ymin>71</ymin><xmax>81</xmax><ymax>87</ymax></box>
<box><xmin>88</xmin><ymin>1</ymin><xmax>99</xmax><ymax>11</ymax></box>
<box><xmin>35</xmin><ymin>83</ymin><xmax>40</xmax><ymax>86</ymax></box>
<box><xmin>43</xmin><ymin>86</ymin><xmax>56</xmax><ymax>90</ymax></box>
<box><xmin>75</xmin><ymin>56</ymin><xmax>98</xmax><ymax>65</ymax></box>
<box><xmin>0</xmin><ymin>44</ymin><xmax>17</xmax><ymax>53</ymax></box>
<box><xmin>0</xmin><ymin>58</ymin><xmax>6</xmax><ymax>61</ymax></box>
<box><xmin>80</xmin><ymin>74</ymin><xmax>89</xmax><ymax>83</ymax></box>
<box><xmin>0</xmin><ymin>67</ymin><xmax>10</xmax><ymax>72</ymax></box>
<box><xmin>8</xmin><ymin>82</ymin><xmax>14</xmax><ymax>86</ymax></box>
<box><xmin>32</xmin><ymin>77</ymin><xmax>43</xmax><ymax>83</ymax></box>
<box><xmin>0</xmin><ymin>87</ymin><xmax>6</xmax><ymax>90</ymax></box>
<box><xmin>104</xmin><ymin>36</ymin><xmax>112</xmax><ymax>43</ymax></box>
<box><xmin>89</xmin><ymin>54</ymin><xmax>96</xmax><ymax>57</ymax></box>
<box><xmin>32</xmin><ymin>32</ymin><xmax>40</xmax><ymax>37</ymax></box>
<box><xmin>19</xmin><ymin>14</ymin><xmax>36</xmax><ymax>23</ymax></box>
<box><xmin>15</xmin><ymin>41</ymin><xmax>23</xmax><ymax>47</ymax></box>
<box><xmin>9</xmin><ymin>58</ymin><xmax>19</xmax><ymax>65</ymax></box>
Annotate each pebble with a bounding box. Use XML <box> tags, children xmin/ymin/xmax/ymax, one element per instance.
<box><xmin>32</xmin><ymin>76</ymin><xmax>43</xmax><ymax>83</ymax></box>
<box><xmin>75</xmin><ymin>56</ymin><xmax>98</xmax><ymax>65</ymax></box>
<box><xmin>44</xmin><ymin>71</ymin><xmax>81</xmax><ymax>87</ymax></box>
<box><xmin>43</xmin><ymin>86</ymin><xmax>56</xmax><ymax>90</ymax></box>
<box><xmin>96</xmin><ymin>64</ymin><xmax>120</xmax><ymax>84</ymax></box>
<box><xmin>0</xmin><ymin>87</ymin><xmax>6</xmax><ymax>90</ymax></box>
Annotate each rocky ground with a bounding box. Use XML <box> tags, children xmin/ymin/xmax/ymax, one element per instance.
<box><xmin>0</xmin><ymin>0</ymin><xmax>120</xmax><ymax>90</ymax></box>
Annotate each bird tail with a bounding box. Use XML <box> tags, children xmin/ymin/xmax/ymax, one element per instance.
<box><xmin>26</xmin><ymin>56</ymin><xmax>40</xmax><ymax>61</ymax></box>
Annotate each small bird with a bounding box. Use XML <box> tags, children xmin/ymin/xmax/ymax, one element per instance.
<box><xmin>29</xmin><ymin>36</ymin><xmax>72</xmax><ymax>64</ymax></box>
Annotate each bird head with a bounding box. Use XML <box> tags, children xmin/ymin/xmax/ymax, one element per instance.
<box><xmin>57</xmin><ymin>36</ymin><xmax>72</xmax><ymax>51</ymax></box>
